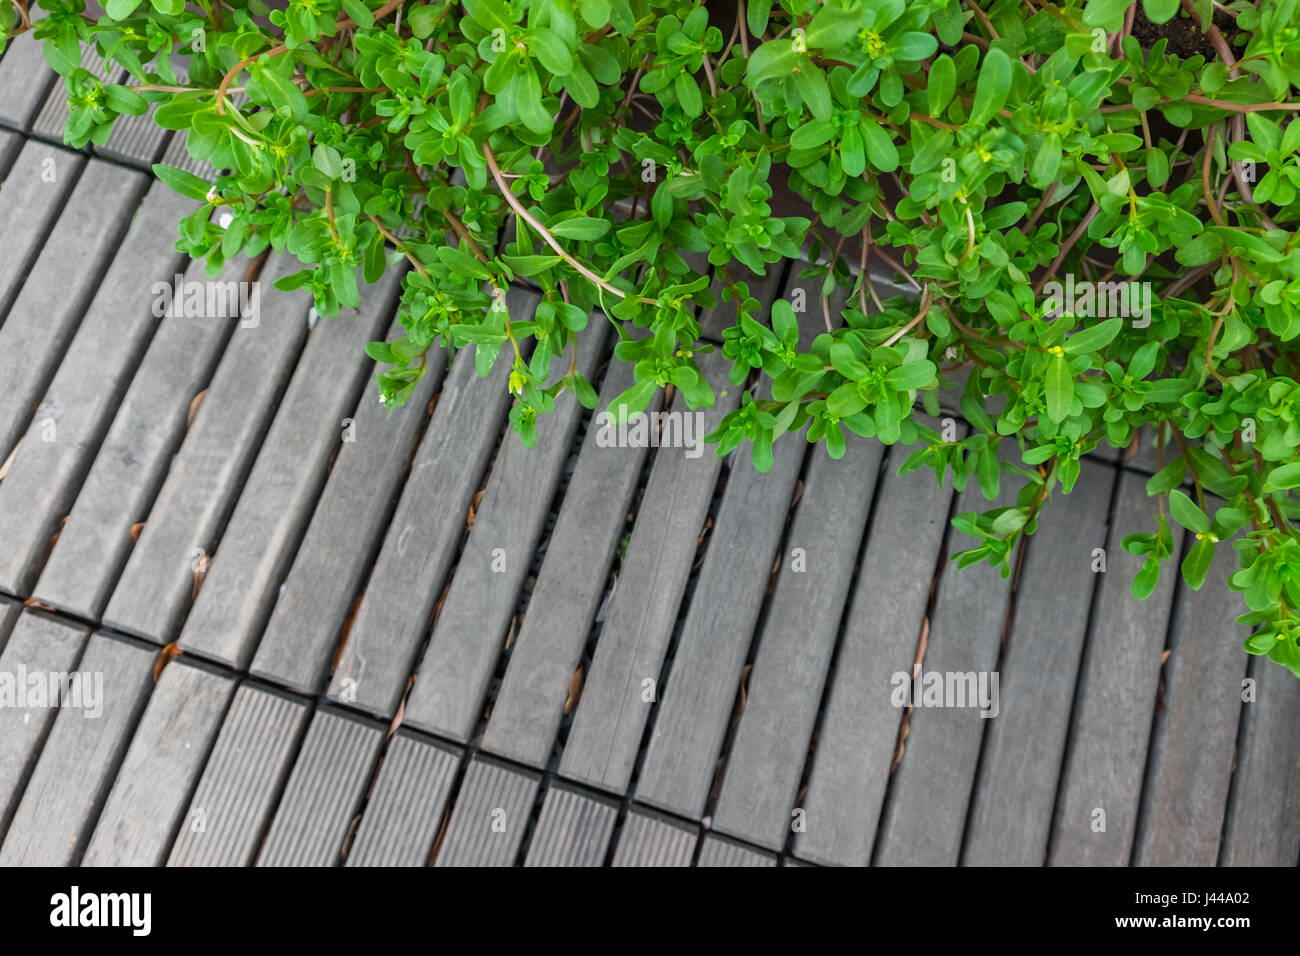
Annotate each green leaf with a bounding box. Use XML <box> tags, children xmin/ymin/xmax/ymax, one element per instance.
<box><xmin>675</xmin><ymin>71</ymin><xmax>703</xmax><ymax>116</ymax></box>
<box><xmin>1264</xmin><ymin>461</ymin><xmax>1300</xmax><ymax>491</ymax></box>
<box><xmin>885</xmin><ymin>359</ymin><xmax>937</xmax><ymax>391</ymax></box>
<box><xmin>106</xmin><ymin>0</ymin><xmax>143</xmax><ymax>18</ymax></box>
<box><xmin>464</xmin><ymin>0</ymin><xmax>514</xmax><ymax>32</ymax></box>
<box><xmin>1083</xmin><ymin>0</ymin><xmax>1131</xmax><ymax>29</ymax></box>
<box><xmin>1132</xmin><ymin>554</ymin><xmax>1161</xmax><ymax>600</ymax></box>
<box><xmin>969</xmin><ymin>47</ymin><xmax>1011</xmax><ymax>127</ymax></box>
<box><xmin>550</xmin><ymin>217</ymin><xmax>611</xmax><ymax>240</ymax></box>
<box><xmin>151</xmin><ymin>162</ymin><xmax>211</xmax><ymax>201</ymax></box>
<box><xmin>529</xmin><ymin>28</ymin><xmax>574</xmax><ymax>76</ymax></box>
<box><xmin>1044</xmin><ymin>352</ymin><xmax>1073</xmax><ymax>423</ymax></box>
<box><xmin>860</xmin><ymin>117</ymin><xmax>898</xmax><ymax>172</ymax></box>
<box><xmin>312</xmin><ymin>143</ymin><xmax>344</xmax><ymax>179</ymax></box>
<box><xmin>1168</xmin><ymin>489</ymin><xmax>1210</xmax><ymax>534</ymax></box>
<box><xmin>927</xmin><ymin>54</ymin><xmax>955</xmax><ymax>116</ymax></box>
<box><xmin>1063</xmin><ymin>317</ymin><xmax>1122</xmax><ymax>355</ymax></box>
<box><xmin>342</xmin><ymin>0</ymin><xmax>374</xmax><ymax>27</ymax></box>
<box><xmin>515</xmin><ymin>66</ymin><xmax>552</xmax><ymax>133</ymax></box>
<box><xmin>1181</xmin><ymin>536</ymin><xmax>1214</xmax><ymax>590</ymax></box>
<box><xmin>1142</xmin><ymin>0</ymin><xmax>1181</xmax><ymax>23</ymax></box>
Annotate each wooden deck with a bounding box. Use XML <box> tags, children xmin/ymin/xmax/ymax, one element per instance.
<box><xmin>1</xmin><ymin>35</ymin><xmax>1298</xmax><ymax>867</ymax></box>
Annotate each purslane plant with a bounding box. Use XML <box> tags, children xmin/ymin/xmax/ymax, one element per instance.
<box><xmin>8</xmin><ymin>0</ymin><xmax>1300</xmax><ymax>675</ymax></box>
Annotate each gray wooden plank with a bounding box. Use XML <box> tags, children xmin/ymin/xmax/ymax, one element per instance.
<box><xmin>0</xmin><ymin>159</ymin><xmax>143</xmax><ymax>464</ymax></box>
<box><xmin>480</xmin><ymin>359</ymin><xmax>653</xmax><ymax>768</ymax></box>
<box><xmin>873</xmin><ymin>444</ymin><xmax>1023</xmax><ymax>866</ymax></box>
<box><xmin>963</xmin><ymin>460</ymin><xmax>1115</xmax><ymax>865</ymax></box>
<box><xmin>711</xmin><ymin>433</ymin><xmax>885</xmax><ymax>851</ymax></box>
<box><xmin>326</xmin><ymin>289</ymin><xmax>537</xmax><ymax>718</ymax></box>
<box><xmin>434</xmin><ymin>756</ymin><xmax>540</xmax><ymax>867</ymax></box>
<box><xmin>31</xmin><ymin>255</ymin><xmax>245</xmax><ymax>620</ymax></box>
<box><xmin>0</xmin><ymin>595</ymin><xmax>19</xmax><ymax>653</ymax></box>
<box><xmin>249</xmin><ymin>314</ymin><xmax>442</xmax><ymax>694</ymax></box>
<box><xmin>82</xmin><ymin>659</ymin><xmax>236</xmax><ymax>866</ymax></box>
<box><xmin>177</xmin><ymin>269</ymin><xmax>400</xmax><ymax>668</ymax></box>
<box><xmin>401</xmin><ymin>318</ymin><xmax>609</xmax><ymax>741</ymax></box>
<box><xmin>0</xmin><ymin>610</ymin><xmax>92</xmax><ymax>838</ymax></box>
<box><xmin>1134</xmin><ymin>527</ymin><xmax>1250</xmax><ymax>866</ymax></box>
<box><xmin>522</xmin><ymin>783</ymin><xmax>618</xmax><ymax>867</ymax></box>
<box><xmin>557</xmin><ymin>349</ymin><xmax>741</xmax><ymax>793</ymax></box>
<box><xmin>1220</xmin><ymin>659</ymin><xmax>1300</xmax><ymax>865</ymax></box>
<box><xmin>635</xmin><ymin>408</ymin><xmax>807</xmax><ymax>819</ymax></box>
<box><xmin>0</xmin><ymin>143</ymin><xmax>84</xmax><ymax>329</ymax></box>
<box><xmin>0</xmin><ymin>28</ymin><xmax>58</xmax><ymax>131</ymax></box>
<box><xmin>101</xmin><ymin>255</ymin><xmax>313</xmax><ymax>643</ymax></box>
<box><xmin>167</xmin><ymin>684</ymin><xmax>309</xmax><ymax>866</ymax></box>
<box><xmin>1048</xmin><ymin>469</ymin><xmax>1184</xmax><ymax>866</ymax></box>
<box><xmin>794</xmin><ymin>422</ymin><xmax>960</xmax><ymax>867</ymax></box>
<box><xmin>257</xmin><ymin>709</ymin><xmax>385</xmax><ymax>866</ymax></box>
<box><xmin>0</xmin><ymin>129</ymin><xmax>20</xmax><ymax>175</ymax></box>
<box><xmin>611</xmin><ymin>808</ymin><xmax>696</xmax><ymax>866</ymax></box>
<box><xmin>345</xmin><ymin>731</ymin><xmax>460</xmax><ymax>867</ymax></box>
<box><xmin>698</xmin><ymin>833</ymin><xmax>777</xmax><ymax>867</ymax></box>
<box><xmin>0</xmin><ymin>180</ymin><xmax>195</xmax><ymax>596</ymax></box>
<box><xmin>0</xmin><ymin>633</ymin><xmax>155</xmax><ymax>866</ymax></box>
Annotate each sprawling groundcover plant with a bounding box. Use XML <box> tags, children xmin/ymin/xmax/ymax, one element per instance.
<box><xmin>7</xmin><ymin>0</ymin><xmax>1300</xmax><ymax>674</ymax></box>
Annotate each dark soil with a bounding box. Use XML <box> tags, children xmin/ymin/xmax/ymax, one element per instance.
<box><xmin>1130</xmin><ymin>5</ymin><xmax>1241</xmax><ymax>59</ymax></box>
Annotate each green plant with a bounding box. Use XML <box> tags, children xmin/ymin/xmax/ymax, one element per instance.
<box><xmin>11</xmin><ymin>0</ymin><xmax>1300</xmax><ymax>675</ymax></box>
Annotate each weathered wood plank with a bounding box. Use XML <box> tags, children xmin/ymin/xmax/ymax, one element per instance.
<box><xmin>522</xmin><ymin>783</ymin><xmax>618</xmax><ymax>867</ymax></box>
<box><xmin>257</xmin><ymin>709</ymin><xmax>385</xmax><ymax>866</ymax></box>
<box><xmin>872</xmin><ymin>444</ymin><xmax>1022</xmax><ymax>866</ymax></box>
<box><xmin>0</xmin><ymin>180</ymin><xmax>194</xmax><ymax>596</ymax></box>
<box><xmin>1134</xmin><ymin>527</ymin><xmax>1250</xmax><ymax>866</ymax></box>
<box><xmin>327</xmin><ymin>289</ymin><xmax>536</xmax><ymax>718</ymax></box>
<box><xmin>177</xmin><ymin>269</ymin><xmax>400</xmax><ymax>668</ymax></box>
<box><xmin>31</xmin><ymin>255</ymin><xmax>245</xmax><ymax>620</ymax></box>
<box><xmin>0</xmin><ymin>159</ymin><xmax>145</xmax><ymax>464</ymax></box>
<box><xmin>0</xmin><ymin>29</ymin><xmax>58</xmax><ymax>131</ymax></box>
<box><xmin>81</xmin><ymin>659</ymin><xmax>236</xmax><ymax>866</ymax></box>
<box><xmin>101</xmin><ymin>255</ymin><xmax>313</xmax><ymax>643</ymax></box>
<box><xmin>434</xmin><ymin>756</ymin><xmax>540</xmax><ymax>867</ymax></box>
<box><xmin>1048</xmin><ymin>469</ymin><xmax>1184</xmax><ymax>866</ymax></box>
<box><xmin>167</xmin><ymin>684</ymin><xmax>310</xmax><ymax>867</ymax></box>
<box><xmin>0</xmin><ymin>611</ymin><xmax>92</xmax><ymax>839</ymax></box>
<box><xmin>710</xmin><ymin>433</ymin><xmax>884</xmax><ymax>851</ymax></box>
<box><xmin>0</xmin><ymin>143</ymin><xmax>84</xmax><ymax>329</ymax></box>
<box><xmin>557</xmin><ymin>350</ymin><xmax>740</xmax><ymax>793</ymax></box>
<box><xmin>249</xmin><ymin>314</ymin><xmax>442</xmax><ymax>694</ymax></box>
<box><xmin>794</xmin><ymin>420</ymin><xmax>959</xmax><ymax>867</ymax></box>
<box><xmin>480</xmin><ymin>359</ymin><xmax>653</xmax><ymax>768</ymax></box>
<box><xmin>635</xmin><ymin>420</ymin><xmax>807</xmax><ymax>819</ymax></box>
<box><xmin>963</xmin><ymin>460</ymin><xmax>1115</xmax><ymax>865</ymax></box>
<box><xmin>1220</xmin><ymin>659</ymin><xmax>1300</xmax><ymax>865</ymax></box>
<box><xmin>611</xmin><ymin>808</ymin><xmax>696</xmax><ymax>866</ymax></box>
<box><xmin>401</xmin><ymin>319</ymin><xmax>609</xmax><ymax>741</ymax></box>
<box><xmin>0</xmin><ymin>129</ymin><xmax>20</xmax><ymax>176</ymax></box>
<box><xmin>0</xmin><ymin>633</ymin><xmax>155</xmax><ymax>866</ymax></box>
<box><xmin>345</xmin><ymin>731</ymin><xmax>461</xmax><ymax>867</ymax></box>
<box><xmin>698</xmin><ymin>833</ymin><xmax>777</xmax><ymax>867</ymax></box>
<box><xmin>0</xmin><ymin>595</ymin><xmax>19</xmax><ymax>653</ymax></box>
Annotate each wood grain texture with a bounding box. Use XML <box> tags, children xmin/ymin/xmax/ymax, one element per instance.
<box><xmin>167</xmin><ymin>684</ymin><xmax>310</xmax><ymax>867</ymax></box>
<box><xmin>0</xmin><ymin>611</ymin><xmax>92</xmax><ymax>840</ymax></box>
<box><xmin>1049</xmin><ymin>470</ymin><xmax>1184</xmax><ymax>866</ymax></box>
<box><xmin>249</xmin><ymin>312</ymin><xmax>441</xmax><ymax>694</ymax></box>
<box><xmin>522</xmin><ymin>783</ymin><xmax>618</xmax><ymax>867</ymax></box>
<box><xmin>327</xmin><ymin>289</ymin><xmax>537</xmax><ymax>718</ymax></box>
<box><xmin>434</xmin><ymin>756</ymin><xmax>540</xmax><ymax>867</ymax></box>
<box><xmin>177</xmin><ymin>268</ymin><xmax>400</xmax><ymax>668</ymax></box>
<box><xmin>873</xmin><ymin>443</ymin><xmax>1023</xmax><ymax>866</ymax></box>
<box><xmin>0</xmin><ymin>633</ymin><xmax>155</xmax><ymax>866</ymax></box>
<box><xmin>401</xmin><ymin>318</ymin><xmax>608</xmax><ymax>742</ymax></box>
<box><xmin>0</xmin><ymin>159</ymin><xmax>146</xmax><ymax>466</ymax></box>
<box><xmin>698</xmin><ymin>833</ymin><xmax>777</xmax><ymax>867</ymax></box>
<box><xmin>611</xmin><ymin>808</ymin><xmax>697</xmax><ymax>866</ymax></box>
<box><xmin>1134</xmin><ymin>522</ymin><xmax>1250</xmax><ymax>866</ymax></box>
<box><xmin>1220</xmin><ymin>658</ymin><xmax>1300</xmax><ymax>865</ymax></box>
<box><xmin>31</xmin><ymin>255</ymin><xmax>245</xmax><ymax>621</ymax></box>
<box><xmin>82</xmin><ymin>660</ymin><xmax>236</xmax><ymax>866</ymax></box>
<box><xmin>257</xmin><ymin>709</ymin><xmax>385</xmax><ymax>867</ymax></box>
<box><xmin>0</xmin><ymin>180</ymin><xmax>194</xmax><ymax>596</ymax></box>
<box><xmin>102</xmin><ymin>255</ymin><xmax>312</xmax><ymax>644</ymax></box>
<box><xmin>345</xmin><ymin>731</ymin><xmax>461</xmax><ymax>867</ymax></box>
<box><xmin>794</xmin><ymin>420</ymin><xmax>959</xmax><ymax>866</ymax></box>
<box><xmin>480</xmin><ymin>359</ymin><xmax>653</xmax><ymax>769</ymax></box>
<box><xmin>710</xmin><ymin>432</ymin><xmax>884</xmax><ymax>851</ymax></box>
<box><xmin>963</xmin><ymin>460</ymin><xmax>1115</xmax><ymax>865</ymax></box>
<box><xmin>0</xmin><ymin>143</ymin><xmax>83</xmax><ymax>328</ymax></box>
<box><xmin>0</xmin><ymin>29</ymin><xmax>59</xmax><ymax>131</ymax></box>
<box><xmin>558</xmin><ymin>350</ymin><xmax>740</xmax><ymax>794</ymax></box>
